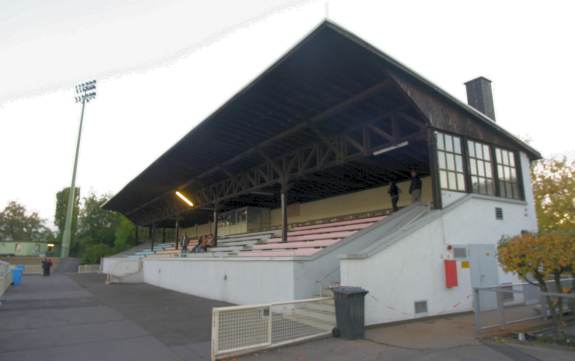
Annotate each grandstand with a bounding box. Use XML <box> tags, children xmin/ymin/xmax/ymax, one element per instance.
<box><xmin>102</xmin><ymin>21</ymin><xmax>540</xmax><ymax>325</ymax></box>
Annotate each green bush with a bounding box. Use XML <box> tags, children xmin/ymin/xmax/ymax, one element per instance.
<box><xmin>81</xmin><ymin>243</ymin><xmax>114</xmax><ymax>265</ymax></box>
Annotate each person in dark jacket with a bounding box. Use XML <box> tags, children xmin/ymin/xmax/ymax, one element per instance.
<box><xmin>409</xmin><ymin>170</ymin><xmax>422</xmax><ymax>203</ymax></box>
<box><xmin>41</xmin><ymin>257</ymin><xmax>53</xmax><ymax>276</ymax></box>
<box><xmin>388</xmin><ymin>181</ymin><xmax>400</xmax><ymax>211</ymax></box>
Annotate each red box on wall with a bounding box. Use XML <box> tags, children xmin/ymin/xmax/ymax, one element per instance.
<box><xmin>444</xmin><ymin>260</ymin><xmax>458</xmax><ymax>288</ymax></box>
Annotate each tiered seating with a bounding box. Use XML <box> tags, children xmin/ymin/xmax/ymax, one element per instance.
<box><xmin>204</xmin><ymin>231</ymin><xmax>279</xmax><ymax>255</ymax></box>
<box><xmin>131</xmin><ymin>242</ymin><xmax>178</xmax><ymax>258</ymax></box>
<box><xmin>238</xmin><ymin>215</ymin><xmax>385</xmax><ymax>257</ymax></box>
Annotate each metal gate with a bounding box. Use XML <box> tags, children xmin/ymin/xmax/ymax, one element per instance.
<box><xmin>211</xmin><ymin>297</ymin><xmax>335</xmax><ymax>360</ymax></box>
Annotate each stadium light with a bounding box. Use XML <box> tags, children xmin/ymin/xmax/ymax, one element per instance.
<box><xmin>175</xmin><ymin>191</ymin><xmax>194</xmax><ymax>207</ymax></box>
<box><xmin>61</xmin><ymin>80</ymin><xmax>97</xmax><ymax>258</ymax></box>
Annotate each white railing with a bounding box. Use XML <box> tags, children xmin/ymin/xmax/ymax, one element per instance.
<box><xmin>0</xmin><ymin>261</ymin><xmax>12</xmax><ymax>298</ymax></box>
<box><xmin>211</xmin><ymin>297</ymin><xmax>335</xmax><ymax>360</ymax></box>
<box><xmin>473</xmin><ymin>278</ymin><xmax>575</xmax><ymax>333</ymax></box>
<box><xmin>78</xmin><ymin>264</ymin><xmax>101</xmax><ymax>273</ymax></box>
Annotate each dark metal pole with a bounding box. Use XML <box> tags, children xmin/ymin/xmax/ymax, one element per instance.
<box><xmin>281</xmin><ymin>183</ymin><xmax>288</xmax><ymax>243</ymax></box>
<box><xmin>151</xmin><ymin>224</ymin><xmax>156</xmax><ymax>252</ymax></box>
<box><xmin>162</xmin><ymin>228</ymin><xmax>166</xmax><ymax>243</ymax></box>
<box><xmin>427</xmin><ymin>128</ymin><xmax>443</xmax><ymax>210</ymax></box>
<box><xmin>212</xmin><ymin>204</ymin><xmax>219</xmax><ymax>247</ymax></box>
<box><xmin>135</xmin><ymin>226</ymin><xmax>139</xmax><ymax>244</ymax></box>
<box><xmin>175</xmin><ymin>220</ymin><xmax>180</xmax><ymax>250</ymax></box>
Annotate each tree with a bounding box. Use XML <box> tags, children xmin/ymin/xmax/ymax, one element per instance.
<box><xmin>498</xmin><ymin>232</ymin><xmax>574</xmax><ymax>338</ymax></box>
<box><xmin>76</xmin><ymin>193</ymin><xmax>118</xmax><ymax>247</ymax></box>
<box><xmin>74</xmin><ymin>192</ymin><xmax>138</xmax><ymax>263</ymax></box>
<box><xmin>114</xmin><ymin>215</ymin><xmax>136</xmax><ymax>251</ymax></box>
<box><xmin>54</xmin><ymin>187</ymin><xmax>80</xmax><ymax>252</ymax></box>
<box><xmin>0</xmin><ymin>201</ymin><xmax>52</xmax><ymax>242</ymax></box>
<box><xmin>532</xmin><ymin>158</ymin><xmax>575</xmax><ymax>233</ymax></box>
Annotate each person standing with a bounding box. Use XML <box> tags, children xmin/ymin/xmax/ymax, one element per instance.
<box><xmin>409</xmin><ymin>170</ymin><xmax>422</xmax><ymax>203</ymax></box>
<box><xmin>388</xmin><ymin>181</ymin><xmax>400</xmax><ymax>211</ymax></box>
<box><xmin>41</xmin><ymin>257</ymin><xmax>53</xmax><ymax>276</ymax></box>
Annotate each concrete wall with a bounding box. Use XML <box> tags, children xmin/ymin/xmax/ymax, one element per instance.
<box><xmin>340</xmin><ymin>194</ymin><xmax>538</xmax><ymax>326</ymax></box>
<box><xmin>101</xmin><ymin>257</ymin><xmax>143</xmax><ymax>283</ymax></box>
<box><xmin>143</xmin><ymin>258</ymin><xmax>296</xmax><ymax>304</ymax></box>
<box><xmin>0</xmin><ymin>242</ymin><xmax>52</xmax><ymax>256</ymax></box>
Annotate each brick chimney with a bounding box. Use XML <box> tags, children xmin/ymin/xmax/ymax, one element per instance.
<box><xmin>464</xmin><ymin>77</ymin><xmax>496</xmax><ymax>121</ymax></box>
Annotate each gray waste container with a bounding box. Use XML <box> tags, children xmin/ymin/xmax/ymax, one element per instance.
<box><xmin>332</xmin><ymin>286</ymin><xmax>368</xmax><ymax>339</ymax></box>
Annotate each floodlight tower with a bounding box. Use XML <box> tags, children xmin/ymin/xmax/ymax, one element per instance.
<box><xmin>60</xmin><ymin>80</ymin><xmax>97</xmax><ymax>258</ymax></box>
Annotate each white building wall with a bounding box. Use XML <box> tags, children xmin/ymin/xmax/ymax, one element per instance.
<box><xmin>340</xmin><ymin>194</ymin><xmax>538</xmax><ymax>326</ymax></box>
<box><xmin>142</xmin><ymin>258</ymin><xmax>295</xmax><ymax>305</ymax></box>
<box><xmin>101</xmin><ymin>257</ymin><xmax>144</xmax><ymax>283</ymax></box>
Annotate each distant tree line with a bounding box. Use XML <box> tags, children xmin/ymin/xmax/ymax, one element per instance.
<box><xmin>0</xmin><ymin>188</ymin><xmax>140</xmax><ymax>264</ymax></box>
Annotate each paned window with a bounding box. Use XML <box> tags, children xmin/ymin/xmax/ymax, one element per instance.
<box><xmin>467</xmin><ymin>140</ymin><xmax>495</xmax><ymax>195</ymax></box>
<box><xmin>495</xmin><ymin>148</ymin><xmax>520</xmax><ymax>199</ymax></box>
<box><xmin>436</xmin><ymin>132</ymin><xmax>465</xmax><ymax>192</ymax></box>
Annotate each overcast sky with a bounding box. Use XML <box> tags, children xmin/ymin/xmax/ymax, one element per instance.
<box><xmin>1</xmin><ymin>0</ymin><xmax>574</xmax><ymax>225</ymax></box>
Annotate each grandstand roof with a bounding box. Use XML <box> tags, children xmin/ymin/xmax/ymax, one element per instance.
<box><xmin>104</xmin><ymin>20</ymin><xmax>540</xmax><ymax>226</ymax></box>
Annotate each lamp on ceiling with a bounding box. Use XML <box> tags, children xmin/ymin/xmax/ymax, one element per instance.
<box><xmin>175</xmin><ymin>191</ymin><xmax>194</xmax><ymax>207</ymax></box>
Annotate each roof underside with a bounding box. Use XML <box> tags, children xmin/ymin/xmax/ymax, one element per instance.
<box><xmin>104</xmin><ymin>21</ymin><xmax>539</xmax><ymax>227</ymax></box>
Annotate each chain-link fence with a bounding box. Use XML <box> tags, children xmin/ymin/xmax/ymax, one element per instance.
<box><xmin>473</xmin><ymin>279</ymin><xmax>575</xmax><ymax>333</ymax></box>
<box><xmin>211</xmin><ymin>297</ymin><xmax>335</xmax><ymax>360</ymax></box>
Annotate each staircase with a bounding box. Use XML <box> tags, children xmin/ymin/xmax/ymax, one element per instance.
<box><xmin>285</xmin><ymin>288</ymin><xmax>336</xmax><ymax>332</ymax></box>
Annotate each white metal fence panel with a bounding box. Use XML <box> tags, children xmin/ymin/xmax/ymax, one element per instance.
<box><xmin>212</xmin><ymin>297</ymin><xmax>335</xmax><ymax>360</ymax></box>
<box><xmin>78</xmin><ymin>264</ymin><xmax>101</xmax><ymax>273</ymax></box>
<box><xmin>473</xmin><ymin>279</ymin><xmax>575</xmax><ymax>333</ymax></box>
<box><xmin>0</xmin><ymin>261</ymin><xmax>11</xmax><ymax>298</ymax></box>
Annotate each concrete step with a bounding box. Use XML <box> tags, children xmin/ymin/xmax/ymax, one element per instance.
<box><xmin>292</xmin><ymin>307</ymin><xmax>336</xmax><ymax>324</ymax></box>
<box><xmin>313</xmin><ymin>288</ymin><xmax>335</xmax><ymax>297</ymax></box>
<box><xmin>285</xmin><ymin>313</ymin><xmax>335</xmax><ymax>332</ymax></box>
<box><xmin>299</xmin><ymin>301</ymin><xmax>335</xmax><ymax>314</ymax></box>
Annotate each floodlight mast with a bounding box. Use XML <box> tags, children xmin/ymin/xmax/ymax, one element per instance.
<box><xmin>61</xmin><ymin>80</ymin><xmax>97</xmax><ymax>258</ymax></box>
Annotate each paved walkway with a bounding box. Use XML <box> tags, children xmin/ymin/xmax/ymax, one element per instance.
<box><xmin>1</xmin><ymin>275</ymin><xmax>573</xmax><ymax>361</ymax></box>
<box><xmin>0</xmin><ymin>274</ymin><xmax>228</xmax><ymax>361</ymax></box>
<box><xmin>241</xmin><ymin>313</ymin><xmax>575</xmax><ymax>361</ymax></box>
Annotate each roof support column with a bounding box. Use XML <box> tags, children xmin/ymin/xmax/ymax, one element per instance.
<box><xmin>174</xmin><ymin>219</ymin><xmax>180</xmax><ymax>250</ymax></box>
<box><xmin>427</xmin><ymin>128</ymin><xmax>443</xmax><ymax>210</ymax></box>
<box><xmin>150</xmin><ymin>224</ymin><xmax>156</xmax><ymax>252</ymax></box>
<box><xmin>280</xmin><ymin>181</ymin><xmax>291</xmax><ymax>243</ymax></box>
<box><xmin>212</xmin><ymin>203</ymin><xmax>219</xmax><ymax>247</ymax></box>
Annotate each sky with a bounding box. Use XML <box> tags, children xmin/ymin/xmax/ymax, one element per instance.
<box><xmin>1</xmin><ymin>0</ymin><xmax>574</xmax><ymax>225</ymax></box>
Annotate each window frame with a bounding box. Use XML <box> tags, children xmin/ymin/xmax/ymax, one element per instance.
<box><xmin>494</xmin><ymin>146</ymin><xmax>522</xmax><ymax>200</ymax></box>
<box><xmin>435</xmin><ymin>131</ymin><xmax>466</xmax><ymax>192</ymax></box>
<box><xmin>467</xmin><ymin>139</ymin><xmax>496</xmax><ymax>196</ymax></box>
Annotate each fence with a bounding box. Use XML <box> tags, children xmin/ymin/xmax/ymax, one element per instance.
<box><xmin>22</xmin><ymin>264</ymin><xmax>43</xmax><ymax>274</ymax></box>
<box><xmin>473</xmin><ymin>279</ymin><xmax>575</xmax><ymax>333</ymax></box>
<box><xmin>211</xmin><ymin>297</ymin><xmax>335</xmax><ymax>360</ymax></box>
<box><xmin>78</xmin><ymin>264</ymin><xmax>101</xmax><ymax>273</ymax></box>
<box><xmin>0</xmin><ymin>261</ymin><xmax>11</xmax><ymax>298</ymax></box>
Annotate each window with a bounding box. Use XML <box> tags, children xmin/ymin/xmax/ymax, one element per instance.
<box><xmin>467</xmin><ymin>140</ymin><xmax>495</xmax><ymax>196</ymax></box>
<box><xmin>495</xmin><ymin>148</ymin><xmax>520</xmax><ymax>199</ymax></box>
<box><xmin>436</xmin><ymin>132</ymin><xmax>465</xmax><ymax>192</ymax></box>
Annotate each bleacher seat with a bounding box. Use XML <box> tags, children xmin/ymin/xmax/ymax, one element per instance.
<box><xmin>237</xmin><ymin>214</ymin><xmax>385</xmax><ymax>257</ymax></box>
<box><xmin>114</xmin><ymin>214</ymin><xmax>385</xmax><ymax>259</ymax></box>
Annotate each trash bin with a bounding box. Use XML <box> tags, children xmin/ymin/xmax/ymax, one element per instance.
<box><xmin>332</xmin><ymin>286</ymin><xmax>368</xmax><ymax>339</ymax></box>
<box><xmin>10</xmin><ymin>267</ymin><xmax>23</xmax><ymax>286</ymax></box>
